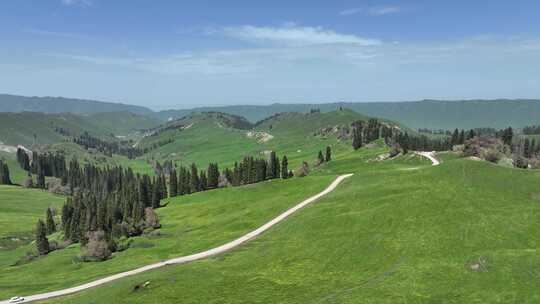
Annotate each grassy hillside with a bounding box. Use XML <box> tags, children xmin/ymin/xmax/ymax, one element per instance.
<box><xmin>156</xmin><ymin>99</ymin><xmax>540</xmax><ymax>130</ymax></box>
<box><xmin>0</xmin><ymin>186</ymin><xmax>64</xmax><ymax>248</ymax></box>
<box><xmin>37</xmin><ymin>153</ymin><xmax>540</xmax><ymax>304</ymax></box>
<box><xmin>0</xmin><ymin>173</ymin><xmax>337</xmax><ymax>299</ymax></box>
<box><xmin>0</xmin><ymin>111</ymin><xmax>160</xmax><ymax>146</ymax></box>
<box><xmin>0</xmin><ymin>94</ymin><xmax>152</xmax><ymax>115</ymax></box>
<box><xmin>139</xmin><ymin>110</ymin><xmax>389</xmax><ymax>169</ymax></box>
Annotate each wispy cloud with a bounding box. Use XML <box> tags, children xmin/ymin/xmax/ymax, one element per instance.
<box><xmin>217</xmin><ymin>25</ymin><xmax>381</xmax><ymax>46</ymax></box>
<box><xmin>339</xmin><ymin>8</ymin><xmax>363</xmax><ymax>16</ymax></box>
<box><xmin>24</xmin><ymin>28</ymin><xmax>93</xmax><ymax>40</ymax></box>
<box><xmin>61</xmin><ymin>0</ymin><xmax>92</xmax><ymax>7</ymax></box>
<box><xmin>340</xmin><ymin>5</ymin><xmax>402</xmax><ymax>16</ymax></box>
<box><xmin>44</xmin><ymin>36</ymin><xmax>540</xmax><ymax>79</ymax></box>
<box><xmin>368</xmin><ymin>5</ymin><xmax>401</xmax><ymax>16</ymax></box>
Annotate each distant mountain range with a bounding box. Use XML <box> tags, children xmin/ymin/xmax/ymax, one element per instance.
<box><xmin>157</xmin><ymin>99</ymin><xmax>540</xmax><ymax>130</ymax></box>
<box><xmin>0</xmin><ymin>94</ymin><xmax>152</xmax><ymax>115</ymax></box>
<box><xmin>2</xmin><ymin>94</ymin><xmax>540</xmax><ymax>130</ymax></box>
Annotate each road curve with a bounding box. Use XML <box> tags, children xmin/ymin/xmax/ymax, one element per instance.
<box><xmin>2</xmin><ymin>174</ymin><xmax>353</xmax><ymax>304</ymax></box>
<box><xmin>416</xmin><ymin>151</ymin><xmax>440</xmax><ymax>166</ymax></box>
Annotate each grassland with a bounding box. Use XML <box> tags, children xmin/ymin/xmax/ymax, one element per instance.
<box><xmin>0</xmin><ymin>111</ymin><xmax>160</xmax><ymax>146</ymax></box>
<box><xmin>34</xmin><ymin>151</ymin><xmax>540</xmax><ymax>304</ymax></box>
<box><xmin>139</xmin><ymin>109</ymin><xmax>397</xmax><ymax>170</ymax></box>
<box><xmin>0</xmin><ymin>186</ymin><xmax>64</xmax><ymax>250</ymax></box>
<box><xmin>0</xmin><ymin>172</ymin><xmax>337</xmax><ymax>299</ymax></box>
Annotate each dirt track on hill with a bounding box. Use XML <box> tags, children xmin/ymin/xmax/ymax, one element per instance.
<box><xmin>1</xmin><ymin>174</ymin><xmax>353</xmax><ymax>304</ymax></box>
<box><xmin>416</xmin><ymin>151</ymin><xmax>440</xmax><ymax>166</ymax></box>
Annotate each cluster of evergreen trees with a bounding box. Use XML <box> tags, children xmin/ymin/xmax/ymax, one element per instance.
<box><xmin>352</xmin><ymin>119</ymin><xmax>397</xmax><ymax>150</ymax></box>
<box><xmin>0</xmin><ymin>160</ymin><xmax>12</xmax><ymax>185</ymax></box>
<box><xmin>58</xmin><ymin>161</ymin><xmax>167</xmax><ymax>255</ymax></box>
<box><xmin>317</xmin><ymin>146</ymin><xmax>332</xmax><ymax>164</ymax></box>
<box><xmin>74</xmin><ymin>132</ymin><xmax>143</xmax><ymax>159</ymax></box>
<box><xmin>168</xmin><ymin>151</ymin><xmax>291</xmax><ymax>199</ymax></box>
<box><xmin>514</xmin><ymin>137</ymin><xmax>540</xmax><ymax>159</ymax></box>
<box><xmin>522</xmin><ymin>125</ymin><xmax>540</xmax><ymax>135</ymax></box>
<box><xmin>16</xmin><ymin>148</ymin><xmax>66</xmax><ymax>189</ymax></box>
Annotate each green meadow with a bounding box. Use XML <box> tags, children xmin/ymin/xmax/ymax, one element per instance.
<box><xmin>37</xmin><ymin>152</ymin><xmax>540</xmax><ymax>304</ymax></box>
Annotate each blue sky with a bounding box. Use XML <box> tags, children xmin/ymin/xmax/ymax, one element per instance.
<box><xmin>1</xmin><ymin>0</ymin><xmax>540</xmax><ymax>110</ymax></box>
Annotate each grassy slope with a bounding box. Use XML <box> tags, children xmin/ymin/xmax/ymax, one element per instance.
<box><xmin>0</xmin><ymin>186</ymin><xmax>64</xmax><ymax>247</ymax></box>
<box><xmin>44</xmin><ymin>153</ymin><xmax>540</xmax><ymax>304</ymax></box>
<box><xmin>0</xmin><ymin>174</ymin><xmax>336</xmax><ymax>299</ymax></box>
<box><xmin>140</xmin><ymin>109</ymin><xmax>393</xmax><ymax>170</ymax></box>
<box><xmin>0</xmin><ymin>112</ymin><xmax>160</xmax><ymax>146</ymax></box>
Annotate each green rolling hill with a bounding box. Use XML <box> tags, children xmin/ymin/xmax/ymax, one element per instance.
<box><xmin>0</xmin><ymin>94</ymin><xmax>152</xmax><ymax>115</ymax></box>
<box><xmin>0</xmin><ymin>111</ymin><xmax>160</xmax><ymax>146</ymax></box>
<box><xmin>156</xmin><ymin>99</ymin><xmax>540</xmax><ymax>130</ymax></box>
<box><xmin>138</xmin><ymin>109</ymin><xmax>399</xmax><ymax>169</ymax></box>
<box><xmin>33</xmin><ymin>150</ymin><xmax>540</xmax><ymax>304</ymax></box>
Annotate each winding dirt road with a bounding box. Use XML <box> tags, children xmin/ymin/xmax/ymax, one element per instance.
<box><xmin>416</xmin><ymin>151</ymin><xmax>440</xmax><ymax>166</ymax></box>
<box><xmin>1</xmin><ymin>174</ymin><xmax>353</xmax><ymax>304</ymax></box>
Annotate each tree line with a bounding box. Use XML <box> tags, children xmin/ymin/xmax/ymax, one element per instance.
<box><xmin>0</xmin><ymin>160</ymin><xmax>12</xmax><ymax>185</ymax></box>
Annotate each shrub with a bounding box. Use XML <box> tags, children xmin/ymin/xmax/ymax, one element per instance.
<box><xmin>481</xmin><ymin>148</ymin><xmax>502</xmax><ymax>163</ymax></box>
<box><xmin>294</xmin><ymin>162</ymin><xmax>310</xmax><ymax>177</ymax></box>
<box><xmin>144</xmin><ymin>208</ymin><xmax>161</xmax><ymax>229</ymax></box>
<box><xmin>81</xmin><ymin>230</ymin><xmax>111</xmax><ymax>262</ymax></box>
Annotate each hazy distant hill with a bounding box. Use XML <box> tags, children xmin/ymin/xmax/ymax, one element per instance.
<box><xmin>157</xmin><ymin>99</ymin><xmax>540</xmax><ymax>130</ymax></box>
<box><xmin>0</xmin><ymin>94</ymin><xmax>152</xmax><ymax>115</ymax></box>
<box><xmin>0</xmin><ymin>111</ymin><xmax>160</xmax><ymax>146</ymax></box>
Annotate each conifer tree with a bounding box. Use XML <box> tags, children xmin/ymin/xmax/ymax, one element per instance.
<box><xmin>36</xmin><ymin>219</ymin><xmax>50</xmax><ymax>255</ymax></box>
<box><xmin>281</xmin><ymin>156</ymin><xmax>289</xmax><ymax>179</ymax></box>
<box><xmin>318</xmin><ymin>150</ymin><xmax>325</xmax><ymax>164</ymax></box>
<box><xmin>207</xmin><ymin>163</ymin><xmax>220</xmax><ymax>189</ymax></box>
<box><xmin>169</xmin><ymin>168</ymin><xmax>178</xmax><ymax>197</ymax></box>
<box><xmin>458</xmin><ymin>130</ymin><xmax>465</xmax><ymax>145</ymax></box>
<box><xmin>37</xmin><ymin>171</ymin><xmax>46</xmax><ymax>189</ymax></box>
<box><xmin>352</xmin><ymin>127</ymin><xmax>363</xmax><ymax>150</ymax></box>
<box><xmin>267</xmin><ymin>151</ymin><xmax>278</xmax><ymax>179</ymax></box>
<box><xmin>151</xmin><ymin>178</ymin><xmax>161</xmax><ymax>209</ymax></box>
<box><xmin>0</xmin><ymin>160</ymin><xmax>12</xmax><ymax>185</ymax></box>
<box><xmin>325</xmin><ymin>146</ymin><xmax>332</xmax><ymax>162</ymax></box>
<box><xmin>199</xmin><ymin>170</ymin><xmax>207</xmax><ymax>191</ymax></box>
<box><xmin>46</xmin><ymin>208</ymin><xmax>56</xmax><ymax>234</ymax></box>
<box><xmin>190</xmin><ymin>163</ymin><xmax>200</xmax><ymax>193</ymax></box>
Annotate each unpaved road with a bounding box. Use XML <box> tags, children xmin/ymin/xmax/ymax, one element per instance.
<box><xmin>1</xmin><ymin>174</ymin><xmax>353</xmax><ymax>304</ymax></box>
<box><xmin>416</xmin><ymin>151</ymin><xmax>440</xmax><ymax>166</ymax></box>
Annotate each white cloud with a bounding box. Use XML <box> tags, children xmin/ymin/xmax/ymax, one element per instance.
<box><xmin>61</xmin><ymin>0</ymin><xmax>92</xmax><ymax>7</ymax></box>
<box><xmin>340</xmin><ymin>5</ymin><xmax>402</xmax><ymax>16</ymax></box>
<box><xmin>219</xmin><ymin>25</ymin><xmax>381</xmax><ymax>46</ymax></box>
<box><xmin>25</xmin><ymin>29</ymin><xmax>93</xmax><ymax>40</ymax></box>
<box><xmin>368</xmin><ymin>6</ymin><xmax>401</xmax><ymax>16</ymax></box>
<box><xmin>339</xmin><ymin>8</ymin><xmax>363</xmax><ymax>16</ymax></box>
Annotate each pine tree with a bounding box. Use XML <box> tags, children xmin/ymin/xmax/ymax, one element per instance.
<box><xmin>199</xmin><ymin>170</ymin><xmax>207</xmax><ymax>191</ymax></box>
<box><xmin>467</xmin><ymin>129</ymin><xmax>475</xmax><ymax>140</ymax></box>
<box><xmin>46</xmin><ymin>208</ymin><xmax>56</xmax><ymax>234</ymax></box>
<box><xmin>190</xmin><ymin>163</ymin><xmax>199</xmax><ymax>193</ymax></box>
<box><xmin>0</xmin><ymin>160</ymin><xmax>12</xmax><ymax>185</ymax></box>
<box><xmin>352</xmin><ymin>127</ymin><xmax>363</xmax><ymax>150</ymax></box>
<box><xmin>37</xmin><ymin>171</ymin><xmax>46</xmax><ymax>189</ymax></box>
<box><xmin>281</xmin><ymin>156</ymin><xmax>289</xmax><ymax>179</ymax></box>
<box><xmin>207</xmin><ymin>163</ymin><xmax>219</xmax><ymax>189</ymax></box>
<box><xmin>325</xmin><ymin>146</ymin><xmax>332</xmax><ymax>162</ymax></box>
<box><xmin>36</xmin><ymin>219</ymin><xmax>50</xmax><ymax>255</ymax></box>
<box><xmin>151</xmin><ymin>177</ymin><xmax>161</xmax><ymax>209</ymax></box>
<box><xmin>317</xmin><ymin>150</ymin><xmax>325</xmax><ymax>164</ymax></box>
<box><xmin>524</xmin><ymin>138</ymin><xmax>531</xmax><ymax>158</ymax></box>
<box><xmin>169</xmin><ymin>168</ymin><xmax>178</xmax><ymax>197</ymax></box>
<box><xmin>267</xmin><ymin>151</ymin><xmax>278</xmax><ymax>179</ymax></box>
<box><xmin>458</xmin><ymin>130</ymin><xmax>465</xmax><ymax>145</ymax></box>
